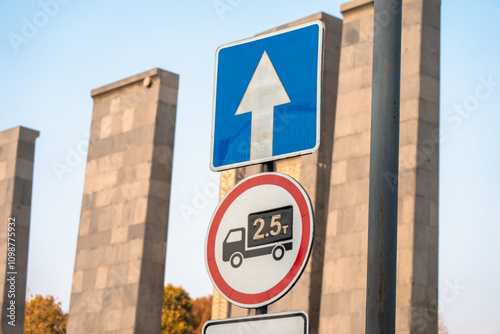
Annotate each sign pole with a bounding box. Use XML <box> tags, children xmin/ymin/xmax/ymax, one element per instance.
<box><xmin>365</xmin><ymin>0</ymin><xmax>402</xmax><ymax>333</ymax></box>
<box><xmin>262</xmin><ymin>161</ymin><xmax>275</xmax><ymax>173</ymax></box>
<box><xmin>256</xmin><ymin>161</ymin><xmax>273</xmax><ymax>316</ymax></box>
<box><xmin>207</xmin><ymin>20</ymin><xmax>322</xmax><ymax>331</ymax></box>
<box><xmin>256</xmin><ymin>305</ymin><xmax>268</xmax><ymax>315</ymax></box>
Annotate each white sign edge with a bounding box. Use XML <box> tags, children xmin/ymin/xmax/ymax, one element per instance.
<box><xmin>202</xmin><ymin>310</ymin><xmax>310</xmax><ymax>334</ymax></box>
<box><xmin>204</xmin><ymin>172</ymin><xmax>315</xmax><ymax>309</ymax></box>
<box><xmin>209</xmin><ymin>19</ymin><xmax>324</xmax><ymax>172</ymax></box>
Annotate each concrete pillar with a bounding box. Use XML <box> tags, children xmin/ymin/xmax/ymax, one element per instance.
<box><xmin>318</xmin><ymin>1</ymin><xmax>440</xmax><ymax>333</ymax></box>
<box><xmin>67</xmin><ymin>68</ymin><xmax>178</xmax><ymax>334</ymax></box>
<box><xmin>0</xmin><ymin>126</ymin><xmax>39</xmax><ymax>333</ymax></box>
<box><xmin>211</xmin><ymin>12</ymin><xmax>343</xmax><ymax>334</ymax></box>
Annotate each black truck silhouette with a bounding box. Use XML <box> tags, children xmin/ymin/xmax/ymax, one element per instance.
<box><xmin>222</xmin><ymin>206</ymin><xmax>293</xmax><ymax>268</ymax></box>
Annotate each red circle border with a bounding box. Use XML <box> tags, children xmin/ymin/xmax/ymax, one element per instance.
<box><xmin>205</xmin><ymin>173</ymin><xmax>313</xmax><ymax>308</ymax></box>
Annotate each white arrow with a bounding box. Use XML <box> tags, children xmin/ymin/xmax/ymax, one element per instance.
<box><xmin>235</xmin><ymin>51</ymin><xmax>291</xmax><ymax>161</ymax></box>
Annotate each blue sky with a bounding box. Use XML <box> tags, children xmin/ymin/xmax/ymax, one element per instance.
<box><xmin>1</xmin><ymin>0</ymin><xmax>499</xmax><ymax>333</ymax></box>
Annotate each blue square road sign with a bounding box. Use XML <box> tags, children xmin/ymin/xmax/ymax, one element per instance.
<box><xmin>210</xmin><ymin>20</ymin><xmax>324</xmax><ymax>171</ymax></box>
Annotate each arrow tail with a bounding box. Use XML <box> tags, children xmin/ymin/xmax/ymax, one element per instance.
<box><xmin>250</xmin><ymin>106</ymin><xmax>274</xmax><ymax>160</ymax></box>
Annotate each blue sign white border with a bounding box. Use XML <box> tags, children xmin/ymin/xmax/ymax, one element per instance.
<box><xmin>210</xmin><ymin>20</ymin><xmax>324</xmax><ymax>172</ymax></box>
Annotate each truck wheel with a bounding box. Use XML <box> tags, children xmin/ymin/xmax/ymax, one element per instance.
<box><xmin>230</xmin><ymin>253</ymin><xmax>243</xmax><ymax>268</ymax></box>
<box><xmin>272</xmin><ymin>245</ymin><xmax>285</xmax><ymax>261</ymax></box>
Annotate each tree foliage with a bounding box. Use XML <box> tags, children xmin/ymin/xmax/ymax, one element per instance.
<box><xmin>24</xmin><ymin>294</ymin><xmax>67</xmax><ymax>334</ymax></box>
<box><xmin>162</xmin><ymin>284</ymin><xmax>195</xmax><ymax>334</ymax></box>
<box><xmin>192</xmin><ymin>295</ymin><xmax>212</xmax><ymax>334</ymax></box>
<box><xmin>24</xmin><ymin>286</ymin><xmax>211</xmax><ymax>334</ymax></box>
<box><xmin>161</xmin><ymin>284</ymin><xmax>212</xmax><ymax>334</ymax></box>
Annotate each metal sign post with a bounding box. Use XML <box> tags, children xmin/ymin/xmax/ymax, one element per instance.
<box><xmin>206</xmin><ymin>19</ymin><xmax>323</xmax><ymax>332</ymax></box>
<box><xmin>365</xmin><ymin>0</ymin><xmax>402</xmax><ymax>333</ymax></box>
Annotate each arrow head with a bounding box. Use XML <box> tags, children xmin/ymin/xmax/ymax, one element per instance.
<box><xmin>235</xmin><ymin>51</ymin><xmax>291</xmax><ymax>115</ymax></box>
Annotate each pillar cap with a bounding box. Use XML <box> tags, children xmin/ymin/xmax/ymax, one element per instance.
<box><xmin>91</xmin><ymin>68</ymin><xmax>179</xmax><ymax>97</ymax></box>
<box><xmin>341</xmin><ymin>0</ymin><xmax>374</xmax><ymax>13</ymax></box>
<box><xmin>0</xmin><ymin>126</ymin><xmax>39</xmax><ymax>145</ymax></box>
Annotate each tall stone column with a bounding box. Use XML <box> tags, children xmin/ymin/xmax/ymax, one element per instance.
<box><xmin>0</xmin><ymin>126</ymin><xmax>39</xmax><ymax>333</ymax></box>
<box><xmin>67</xmin><ymin>68</ymin><xmax>178</xmax><ymax>334</ymax></box>
<box><xmin>211</xmin><ymin>13</ymin><xmax>343</xmax><ymax>334</ymax></box>
<box><xmin>318</xmin><ymin>1</ymin><xmax>440</xmax><ymax>333</ymax></box>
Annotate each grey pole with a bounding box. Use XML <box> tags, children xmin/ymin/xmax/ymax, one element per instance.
<box><xmin>255</xmin><ymin>161</ymin><xmax>273</xmax><ymax>317</ymax></box>
<box><xmin>365</xmin><ymin>0</ymin><xmax>402</xmax><ymax>333</ymax></box>
<box><xmin>255</xmin><ymin>305</ymin><xmax>268</xmax><ymax>315</ymax></box>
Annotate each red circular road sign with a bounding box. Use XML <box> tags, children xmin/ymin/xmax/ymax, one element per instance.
<box><xmin>205</xmin><ymin>172</ymin><xmax>315</xmax><ymax>308</ymax></box>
